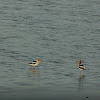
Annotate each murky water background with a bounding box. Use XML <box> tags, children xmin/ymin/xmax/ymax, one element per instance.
<box><xmin>0</xmin><ymin>0</ymin><xmax>100</xmax><ymax>100</ymax></box>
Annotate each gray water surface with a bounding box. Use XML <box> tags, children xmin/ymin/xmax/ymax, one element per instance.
<box><xmin>0</xmin><ymin>0</ymin><xmax>100</xmax><ymax>100</ymax></box>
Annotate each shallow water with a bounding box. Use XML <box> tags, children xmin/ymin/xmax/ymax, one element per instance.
<box><xmin>0</xmin><ymin>0</ymin><xmax>100</xmax><ymax>100</ymax></box>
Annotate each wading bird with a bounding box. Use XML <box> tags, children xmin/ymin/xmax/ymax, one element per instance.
<box><xmin>79</xmin><ymin>59</ymin><xmax>86</xmax><ymax>70</ymax></box>
<box><xmin>29</xmin><ymin>58</ymin><xmax>41</xmax><ymax>67</ymax></box>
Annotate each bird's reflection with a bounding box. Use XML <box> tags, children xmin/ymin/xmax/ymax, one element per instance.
<box><xmin>28</xmin><ymin>67</ymin><xmax>40</xmax><ymax>89</ymax></box>
<box><xmin>30</xmin><ymin>68</ymin><xmax>40</xmax><ymax>73</ymax></box>
<box><xmin>78</xmin><ymin>74</ymin><xmax>86</xmax><ymax>91</ymax></box>
<box><xmin>79</xmin><ymin>75</ymin><xmax>85</xmax><ymax>79</ymax></box>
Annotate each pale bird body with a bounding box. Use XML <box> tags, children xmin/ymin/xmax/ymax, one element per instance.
<box><xmin>79</xmin><ymin>60</ymin><xmax>86</xmax><ymax>70</ymax></box>
<box><xmin>29</xmin><ymin>58</ymin><xmax>41</xmax><ymax>66</ymax></box>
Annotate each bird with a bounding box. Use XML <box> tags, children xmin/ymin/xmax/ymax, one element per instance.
<box><xmin>78</xmin><ymin>59</ymin><xmax>86</xmax><ymax>70</ymax></box>
<box><xmin>29</xmin><ymin>58</ymin><xmax>41</xmax><ymax>67</ymax></box>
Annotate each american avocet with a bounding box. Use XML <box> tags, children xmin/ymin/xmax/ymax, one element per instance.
<box><xmin>79</xmin><ymin>59</ymin><xmax>86</xmax><ymax>70</ymax></box>
<box><xmin>29</xmin><ymin>58</ymin><xmax>41</xmax><ymax>67</ymax></box>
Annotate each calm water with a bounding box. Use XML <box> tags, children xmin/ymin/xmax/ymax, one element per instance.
<box><xmin>0</xmin><ymin>0</ymin><xmax>100</xmax><ymax>100</ymax></box>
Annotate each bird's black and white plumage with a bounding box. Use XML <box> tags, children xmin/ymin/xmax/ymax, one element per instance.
<box><xmin>79</xmin><ymin>60</ymin><xmax>86</xmax><ymax>70</ymax></box>
<box><xmin>29</xmin><ymin>58</ymin><xmax>41</xmax><ymax>66</ymax></box>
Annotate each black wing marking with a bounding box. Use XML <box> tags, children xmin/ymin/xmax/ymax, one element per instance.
<box><xmin>33</xmin><ymin>61</ymin><xmax>37</xmax><ymax>62</ymax></box>
<box><xmin>79</xmin><ymin>64</ymin><xmax>84</xmax><ymax>66</ymax></box>
<box><xmin>79</xmin><ymin>67</ymin><xmax>85</xmax><ymax>70</ymax></box>
<box><xmin>32</xmin><ymin>61</ymin><xmax>37</xmax><ymax>64</ymax></box>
